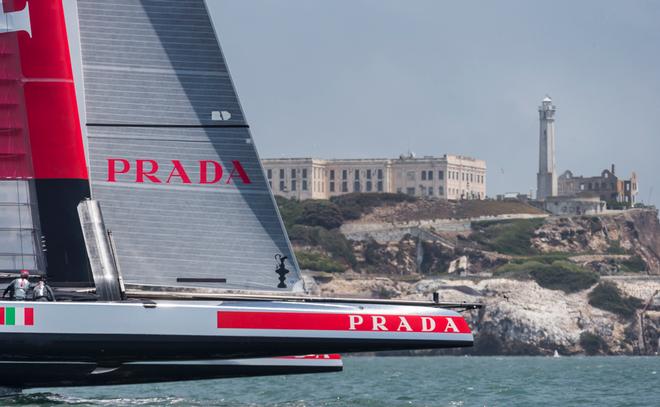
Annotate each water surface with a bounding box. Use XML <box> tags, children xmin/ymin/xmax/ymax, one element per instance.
<box><xmin>7</xmin><ymin>357</ymin><xmax>660</xmax><ymax>406</ymax></box>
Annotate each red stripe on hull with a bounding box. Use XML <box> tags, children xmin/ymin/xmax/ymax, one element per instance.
<box><xmin>217</xmin><ymin>312</ymin><xmax>471</xmax><ymax>334</ymax></box>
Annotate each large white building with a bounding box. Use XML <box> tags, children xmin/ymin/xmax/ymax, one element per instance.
<box><xmin>262</xmin><ymin>154</ymin><xmax>486</xmax><ymax>201</ymax></box>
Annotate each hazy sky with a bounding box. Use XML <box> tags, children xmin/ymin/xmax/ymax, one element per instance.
<box><xmin>207</xmin><ymin>0</ymin><xmax>660</xmax><ymax>206</ymax></box>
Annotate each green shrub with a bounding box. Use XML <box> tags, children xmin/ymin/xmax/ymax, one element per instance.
<box><xmin>275</xmin><ymin>196</ymin><xmax>304</xmax><ymax>229</ymax></box>
<box><xmin>530</xmin><ymin>261</ymin><xmax>599</xmax><ymax>293</ymax></box>
<box><xmin>298</xmin><ymin>200</ymin><xmax>344</xmax><ymax>229</ymax></box>
<box><xmin>289</xmin><ymin>225</ymin><xmax>356</xmax><ymax>266</ymax></box>
<box><xmin>331</xmin><ymin>193</ymin><xmax>415</xmax><ymax>220</ymax></box>
<box><xmin>496</xmin><ymin>260</ymin><xmax>599</xmax><ymax>293</ymax></box>
<box><xmin>510</xmin><ymin>253</ymin><xmax>571</xmax><ymax>265</ymax></box>
<box><xmin>471</xmin><ymin>218</ymin><xmax>545</xmax><ymax>255</ymax></box>
<box><xmin>619</xmin><ymin>255</ymin><xmax>647</xmax><ymax>273</ymax></box>
<box><xmin>588</xmin><ymin>282</ymin><xmax>642</xmax><ymax>319</ymax></box>
<box><xmin>295</xmin><ymin>251</ymin><xmax>346</xmax><ymax>273</ymax></box>
<box><xmin>606</xmin><ymin>240</ymin><xmax>628</xmax><ymax>255</ymax></box>
<box><xmin>579</xmin><ymin>331</ymin><xmax>608</xmax><ymax>355</ymax></box>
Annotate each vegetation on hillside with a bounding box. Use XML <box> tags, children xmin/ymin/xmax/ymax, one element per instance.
<box><xmin>495</xmin><ymin>259</ymin><xmax>599</xmax><ymax>293</ymax></box>
<box><xmin>471</xmin><ymin>218</ymin><xmax>545</xmax><ymax>255</ymax></box>
<box><xmin>277</xmin><ymin>193</ymin><xmax>414</xmax><ymax>229</ymax></box>
<box><xmin>588</xmin><ymin>282</ymin><xmax>642</xmax><ymax>318</ymax></box>
<box><xmin>330</xmin><ymin>193</ymin><xmax>416</xmax><ymax>220</ymax></box>
<box><xmin>288</xmin><ymin>225</ymin><xmax>356</xmax><ymax>268</ymax></box>
<box><xmin>619</xmin><ymin>255</ymin><xmax>647</xmax><ymax>273</ymax></box>
<box><xmin>295</xmin><ymin>251</ymin><xmax>346</xmax><ymax>273</ymax></box>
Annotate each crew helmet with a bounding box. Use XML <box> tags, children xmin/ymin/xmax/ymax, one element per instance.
<box><xmin>20</xmin><ymin>270</ymin><xmax>29</xmax><ymax>278</ymax></box>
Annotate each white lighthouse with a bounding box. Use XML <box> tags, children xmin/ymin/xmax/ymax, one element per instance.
<box><xmin>537</xmin><ymin>95</ymin><xmax>557</xmax><ymax>200</ymax></box>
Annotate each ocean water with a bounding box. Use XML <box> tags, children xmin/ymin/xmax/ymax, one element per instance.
<box><xmin>5</xmin><ymin>357</ymin><xmax>659</xmax><ymax>406</ymax></box>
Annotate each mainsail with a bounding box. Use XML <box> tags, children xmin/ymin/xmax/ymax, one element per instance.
<box><xmin>75</xmin><ymin>0</ymin><xmax>302</xmax><ymax>291</ymax></box>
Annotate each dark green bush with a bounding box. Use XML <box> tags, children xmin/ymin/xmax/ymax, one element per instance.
<box><xmin>298</xmin><ymin>200</ymin><xmax>344</xmax><ymax>229</ymax></box>
<box><xmin>579</xmin><ymin>331</ymin><xmax>609</xmax><ymax>355</ymax></box>
<box><xmin>510</xmin><ymin>253</ymin><xmax>571</xmax><ymax>265</ymax></box>
<box><xmin>275</xmin><ymin>196</ymin><xmax>304</xmax><ymax>229</ymax></box>
<box><xmin>471</xmin><ymin>218</ymin><xmax>545</xmax><ymax>255</ymax></box>
<box><xmin>295</xmin><ymin>251</ymin><xmax>346</xmax><ymax>273</ymax></box>
<box><xmin>496</xmin><ymin>260</ymin><xmax>599</xmax><ymax>293</ymax></box>
<box><xmin>619</xmin><ymin>255</ymin><xmax>647</xmax><ymax>273</ymax></box>
<box><xmin>530</xmin><ymin>261</ymin><xmax>600</xmax><ymax>293</ymax></box>
<box><xmin>289</xmin><ymin>225</ymin><xmax>356</xmax><ymax>266</ymax></box>
<box><xmin>606</xmin><ymin>240</ymin><xmax>628</xmax><ymax>255</ymax></box>
<box><xmin>588</xmin><ymin>282</ymin><xmax>642</xmax><ymax>319</ymax></box>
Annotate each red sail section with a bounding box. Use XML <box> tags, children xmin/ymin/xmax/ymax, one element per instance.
<box><xmin>0</xmin><ymin>0</ymin><xmax>31</xmax><ymax>178</ymax></box>
<box><xmin>5</xmin><ymin>0</ymin><xmax>88</xmax><ymax>180</ymax></box>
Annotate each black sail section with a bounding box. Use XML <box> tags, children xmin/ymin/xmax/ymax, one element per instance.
<box><xmin>75</xmin><ymin>0</ymin><xmax>302</xmax><ymax>291</ymax></box>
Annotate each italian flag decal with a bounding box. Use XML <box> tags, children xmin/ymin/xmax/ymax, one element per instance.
<box><xmin>0</xmin><ymin>307</ymin><xmax>34</xmax><ymax>326</ymax></box>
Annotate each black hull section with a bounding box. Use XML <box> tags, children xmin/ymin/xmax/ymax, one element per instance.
<box><xmin>0</xmin><ymin>333</ymin><xmax>471</xmax><ymax>363</ymax></box>
<box><xmin>0</xmin><ymin>361</ymin><xmax>342</xmax><ymax>388</ymax></box>
<box><xmin>34</xmin><ymin>179</ymin><xmax>93</xmax><ymax>286</ymax></box>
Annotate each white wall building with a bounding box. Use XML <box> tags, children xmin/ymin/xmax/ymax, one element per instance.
<box><xmin>262</xmin><ymin>154</ymin><xmax>486</xmax><ymax>201</ymax></box>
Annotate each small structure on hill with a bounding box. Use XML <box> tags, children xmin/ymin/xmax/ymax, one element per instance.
<box><xmin>544</xmin><ymin>195</ymin><xmax>606</xmax><ymax>216</ymax></box>
<box><xmin>558</xmin><ymin>165</ymin><xmax>638</xmax><ymax>207</ymax></box>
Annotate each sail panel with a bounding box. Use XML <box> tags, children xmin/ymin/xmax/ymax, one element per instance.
<box><xmin>77</xmin><ymin>0</ymin><xmax>302</xmax><ymax>291</ymax></box>
<box><xmin>77</xmin><ymin>0</ymin><xmax>244</xmax><ymax>126</ymax></box>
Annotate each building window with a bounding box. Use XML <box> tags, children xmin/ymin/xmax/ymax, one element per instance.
<box><xmin>354</xmin><ymin>170</ymin><xmax>360</xmax><ymax>180</ymax></box>
<box><xmin>291</xmin><ymin>180</ymin><xmax>297</xmax><ymax>191</ymax></box>
<box><xmin>279</xmin><ymin>180</ymin><xmax>285</xmax><ymax>191</ymax></box>
<box><xmin>354</xmin><ymin>181</ymin><xmax>360</xmax><ymax>192</ymax></box>
<box><xmin>438</xmin><ymin>170</ymin><xmax>444</xmax><ymax>180</ymax></box>
<box><xmin>302</xmin><ymin>180</ymin><xmax>307</xmax><ymax>191</ymax></box>
<box><xmin>279</xmin><ymin>169</ymin><xmax>285</xmax><ymax>179</ymax></box>
<box><xmin>267</xmin><ymin>169</ymin><xmax>272</xmax><ymax>179</ymax></box>
<box><xmin>302</xmin><ymin>169</ymin><xmax>307</xmax><ymax>178</ymax></box>
<box><xmin>342</xmin><ymin>170</ymin><xmax>347</xmax><ymax>180</ymax></box>
<box><xmin>366</xmin><ymin>181</ymin><xmax>372</xmax><ymax>192</ymax></box>
<box><xmin>406</xmin><ymin>187</ymin><xmax>415</xmax><ymax>195</ymax></box>
<box><xmin>291</xmin><ymin>169</ymin><xmax>296</xmax><ymax>179</ymax></box>
<box><xmin>377</xmin><ymin>181</ymin><xmax>383</xmax><ymax>192</ymax></box>
<box><xmin>342</xmin><ymin>182</ymin><xmax>348</xmax><ymax>192</ymax></box>
<box><xmin>439</xmin><ymin>187</ymin><xmax>444</xmax><ymax>196</ymax></box>
<box><xmin>366</xmin><ymin>169</ymin><xmax>372</xmax><ymax>179</ymax></box>
<box><xmin>462</xmin><ymin>173</ymin><xmax>465</xmax><ymax>181</ymax></box>
<box><xmin>421</xmin><ymin>171</ymin><xmax>427</xmax><ymax>181</ymax></box>
<box><xmin>330</xmin><ymin>182</ymin><xmax>335</xmax><ymax>192</ymax></box>
<box><xmin>428</xmin><ymin>187</ymin><xmax>434</xmax><ymax>196</ymax></box>
<box><xmin>330</xmin><ymin>170</ymin><xmax>335</xmax><ymax>180</ymax></box>
<box><xmin>377</xmin><ymin>169</ymin><xmax>383</xmax><ymax>179</ymax></box>
<box><xmin>470</xmin><ymin>174</ymin><xmax>473</xmax><ymax>182</ymax></box>
<box><xmin>428</xmin><ymin>171</ymin><xmax>433</xmax><ymax>180</ymax></box>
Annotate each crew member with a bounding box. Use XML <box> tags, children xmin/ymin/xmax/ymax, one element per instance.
<box><xmin>32</xmin><ymin>276</ymin><xmax>56</xmax><ymax>302</ymax></box>
<box><xmin>2</xmin><ymin>270</ymin><xmax>31</xmax><ymax>301</ymax></box>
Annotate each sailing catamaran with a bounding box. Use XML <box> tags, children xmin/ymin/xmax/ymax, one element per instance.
<box><xmin>0</xmin><ymin>0</ymin><xmax>479</xmax><ymax>389</ymax></box>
